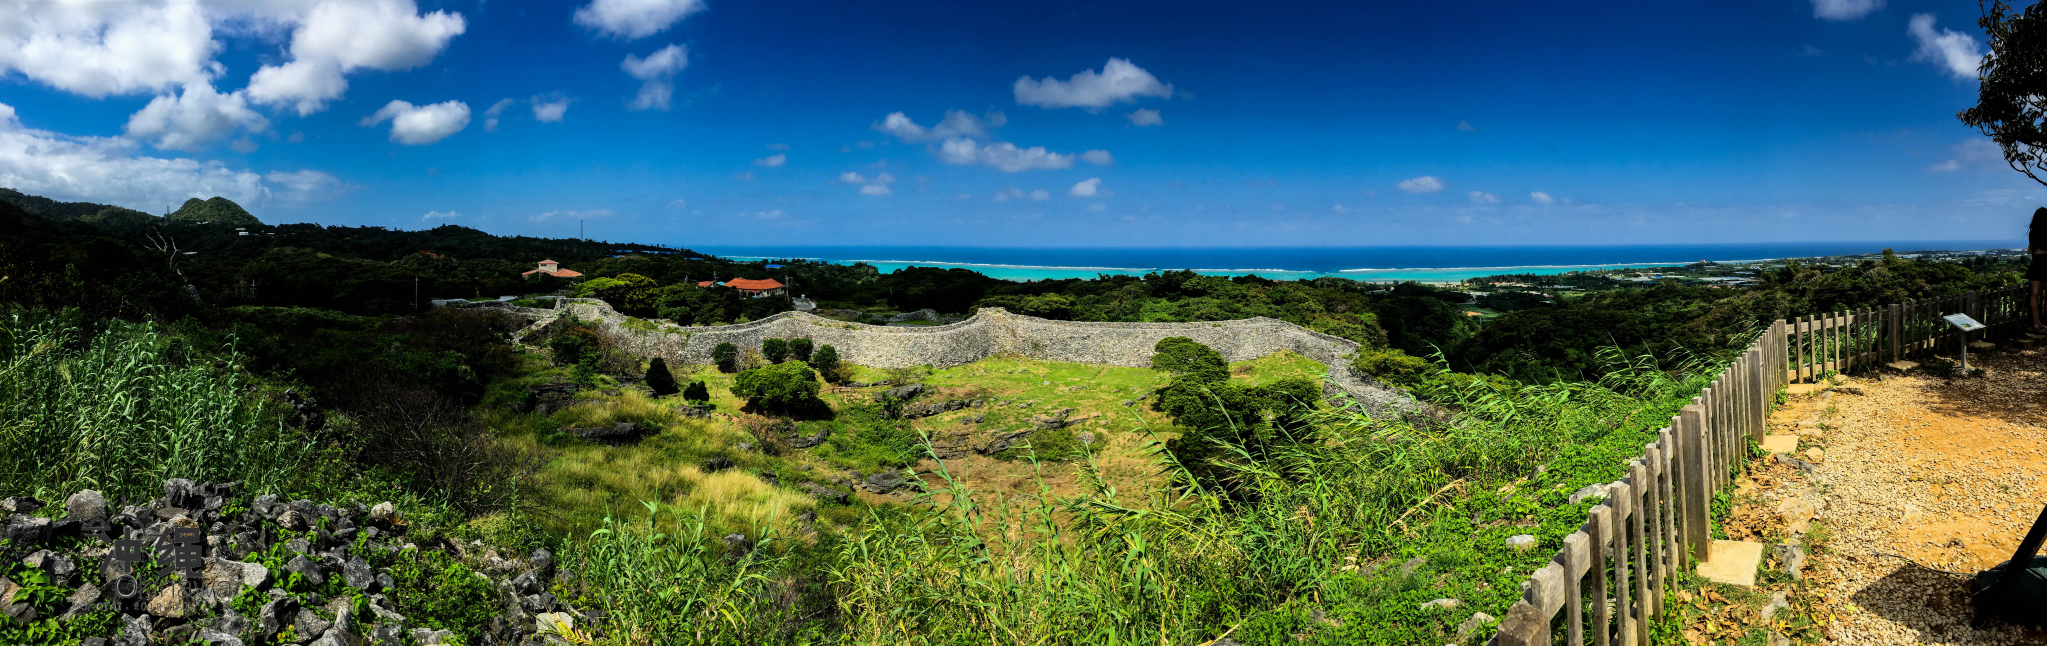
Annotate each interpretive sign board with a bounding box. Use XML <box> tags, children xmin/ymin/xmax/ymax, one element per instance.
<box><xmin>1944</xmin><ymin>313</ymin><xmax>1986</xmax><ymax>332</ymax></box>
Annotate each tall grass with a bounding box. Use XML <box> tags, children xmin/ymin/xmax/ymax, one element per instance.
<box><xmin>0</xmin><ymin>308</ymin><xmax>314</xmax><ymax>504</ymax></box>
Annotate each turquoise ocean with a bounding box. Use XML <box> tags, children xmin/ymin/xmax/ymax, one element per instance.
<box><xmin>693</xmin><ymin>242</ymin><xmax>2017</xmax><ymax>284</ymax></box>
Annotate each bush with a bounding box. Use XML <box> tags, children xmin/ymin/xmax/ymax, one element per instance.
<box><xmin>713</xmin><ymin>342</ymin><xmax>739</xmax><ymax>373</ymax></box>
<box><xmin>1152</xmin><ymin>336</ymin><xmax>1229</xmax><ymax>385</ymax></box>
<box><xmin>1154</xmin><ymin>376</ymin><xmax>1322</xmax><ymax>499</ymax></box>
<box><xmin>549</xmin><ymin>325</ymin><xmax>598</xmax><ymax>367</ymax></box>
<box><xmin>788</xmin><ymin>337</ymin><xmax>814</xmax><ymax>362</ymax></box>
<box><xmin>763</xmin><ymin>338</ymin><xmax>789</xmax><ymax>363</ymax></box>
<box><xmin>731</xmin><ymin>361</ymin><xmax>823</xmax><ymax>415</ymax></box>
<box><xmin>645</xmin><ymin>357</ymin><xmax>680</xmax><ymax>397</ymax></box>
<box><xmin>1350</xmin><ymin>347</ymin><xmax>1433</xmax><ymax>390</ymax></box>
<box><xmin>682</xmin><ymin>380</ymin><xmax>710</xmax><ymax>402</ymax></box>
<box><xmin>810</xmin><ymin>345</ymin><xmax>841</xmax><ymax>382</ymax></box>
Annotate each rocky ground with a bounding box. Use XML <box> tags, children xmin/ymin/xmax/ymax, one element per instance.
<box><xmin>1743</xmin><ymin>342</ymin><xmax>2047</xmax><ymax>644</ymax></box>
<box><xmin>0</xmin><ymin>479</ymin><xmax>595</xmax><ymax>646</ymax></box>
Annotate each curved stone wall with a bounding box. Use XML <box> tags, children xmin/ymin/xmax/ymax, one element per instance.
<box><xmin>506</xmin><ymin>300</ymin><xmax>1420</xmax><ymax>416</ymax></box>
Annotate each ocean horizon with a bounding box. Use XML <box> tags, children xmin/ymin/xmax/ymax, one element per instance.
<box><xmin>691</xmin><ymin>241</ymin><xmax>2019</xmax><ymax>283</ymax></box>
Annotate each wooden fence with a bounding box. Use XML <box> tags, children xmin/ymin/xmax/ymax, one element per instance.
<box><xmin>1489</xmin><ymin>287</ymin><xmax>2034</xmax><ymax>645</ymax></box>
<box><xmin>1784</xmin><ymin>287</ymin><xmax>2030</xmax><ymax>383</ymax></box>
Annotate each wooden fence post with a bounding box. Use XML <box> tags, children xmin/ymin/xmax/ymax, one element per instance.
<box><xmin>1680</xmin><ymin>404</ymin><xmax>1710</xmax><ymax>562</ymax></box>
<box><xmin>1590</xmin><ymin>504</ymin><xmax>1611</xmax><ymax>646</ymax></box>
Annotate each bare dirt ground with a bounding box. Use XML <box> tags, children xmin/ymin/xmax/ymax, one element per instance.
<box><xmin>1777</xmin><ymin>343</ymin><xmax>2047</xmax><ymax>644</ymax></box>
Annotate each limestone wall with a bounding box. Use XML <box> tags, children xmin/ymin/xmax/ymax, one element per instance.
<box><xmin>507</xmin><ymin>300</ymin><xmax>1420</xmax><ymax>416</ymax></box>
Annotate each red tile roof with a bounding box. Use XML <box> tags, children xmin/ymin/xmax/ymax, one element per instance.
<box><xmin>725</xmin><ymin>278</ymin><xmax>783</xmax><ymax>291</ymax></box>
<box><xmin>539</xmin><ymin>259</ymin><xmax>559</xmax><ymax>264</ymax></box>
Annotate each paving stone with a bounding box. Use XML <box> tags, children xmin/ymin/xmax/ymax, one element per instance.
<box><xmin>1696</xmin><ymin>540</ymin><xmax>1764</xmax><ymax>588</ymax></box>
<box><xmin>1760</xmin><ymin>435</ymin><xmax>1799</xmax><ymax>454</ymax></box>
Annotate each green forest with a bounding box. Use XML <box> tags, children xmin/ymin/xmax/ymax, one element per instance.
<box><xmin>0</xmin><ymin>189</ymin><xmax>2030</xmax><ymax>646</ymax></box>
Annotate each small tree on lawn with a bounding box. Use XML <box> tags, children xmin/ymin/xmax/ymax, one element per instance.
<box><xmin>1151</xmin><ymin>336</ymin><xmax>1229</xmax><ymax>385</ymax></box>
<box><xmin>762</xmin><ymin>338</ymin><xmax>790</xmax><ymax>363</ymax></box>
<box><xmin>683</xmin><ymin>380</ymin><xmax>710</xmax><ymax>403</ymax></box>
<box><xmin>788</xmin><ymin>337</ymin><xmax>814</xmax><ymax>362</ymax></box>
<box><xmin>810</xmin><ymin>345</ymin><xmax>842</xmax><ymax>383</ymax></box>
<box><xmin>712</xmin><ymin>342</ymin><xmax>739</xmax><ymax>373</ymax></box>
<box><xmin>645</xmin><ymin>357</ymin><xmax>680</xmax><ymax>397</ymax></box>
<box><xmin>731</xmin><ymin>361</ymin><xmax>823</xmax><ymax>415</ymax></box>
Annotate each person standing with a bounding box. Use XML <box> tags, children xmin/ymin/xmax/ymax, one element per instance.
<box><xmin>2033</xmin><ymin>207</ymin><xmax>2047</xmax><ymax>331</ymax></box>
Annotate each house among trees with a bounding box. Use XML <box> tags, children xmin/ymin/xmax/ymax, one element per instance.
<box><xmin>522</xmin><ymin>259</ymin><xmax>584</xmax><ymax>279</ymax></box>
<box><xmin>697</xmin><ymin>277</ymin><xmax>785</xmax><ymax>297</ymax></box>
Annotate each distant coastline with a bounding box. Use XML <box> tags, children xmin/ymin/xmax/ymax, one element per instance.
<box><xmin>696</xmin><ymin>242</ymin><xmax>2019</xmax><ymax>283</ymax></box>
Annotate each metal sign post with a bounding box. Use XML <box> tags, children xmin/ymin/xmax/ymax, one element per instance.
<box><xmin>1944</xmin><ymin>313</ymin><xmax>1986</xmax><ymax>374</ymax></box>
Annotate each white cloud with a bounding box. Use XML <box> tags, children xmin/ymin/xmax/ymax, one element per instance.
<box><xmin>622</xmin><ymin>45</ymin><xmax>688</xmax><ymax>110</ymax></box>
<box><xmin>530</xmin><ymin>208</ymin><xmax>613</xmax><ymax>222</ymax></box>
<box><xmin>1927</xmin><ymin>138</ymin><xmax>2004</xmax><ymax>172</ymax></box>
<box><xmin>574</xmin><ymin>0</ymin><xmax>705</xmax><ymax>39</ymax></box>
<box><xmin>530</xmin><ymin>94</ymin><xmax>573</xmax><ymax>122</ymax></box>
<box><xmin>482</xmin><ymin>98</ymin><xmax>515</xmax><ymax>131</ymax></box>
<box><xmin>422</xmin><ymin>210</ymin><xmax>459</xmax><ymax>221</ymax></box>
<box><xmin>873</xmin><ymin>110</ymin><xmax>1001</xmax><ymax>142</ymax></box>
<box><xmin>666</xmin><ymin>199</ymin><xmax>688</xmax><ymax>209</ymax></box>
<box><xmin>838</xmin><ymin>171</ymin><xmax>866</xmax><ymax>183</ymax></box>
<box><xmin>1126</xmin><ymin>108</ymin><xmax>1163</xmax><ymax>127</ymax></box>
<box><xmin>1014</xmin><ymin>58</ymin><xmax>1172</xmax><ymax>110</ymax></box>
<box><xmin>230</xmin><ymin>137</ymin><xmax>259</xmax><ymax>153</ymax></box>
<box><xmin>1332</xmin><ymin>204</ymin><xmax>1349</xmax><ymax>213</ymax></box>
<box><xmin>766</xmin><ymin>143</ymin><xmax>789</xmax><ymax>151</ymax></box>
<box><xmin>0</xmin><ymin>102</ymin><xmax>351</xmax><ymax>210</ymax></box>
<box><xmin>1456</xmin><ymin>120</ymin><xmax>1477</xmax><ymax>132</ymax></box>
<box><xmin>750</xmin><ymin>209</ymin><xmax>785</xmax><ymax>220</ymax></box>
<box><xmin>124</xmin><ymin>83</ymin><xmax>268</xmax><ymax>152</ymax></box>
<box><xmin>1529</xmin><ymin>191</ymin><xmax>1555</xmax><ymax>204</ymax></box>
<box><xmin>1069</xmin><ymin>178</ymin><xmax>1104</xmax><ymax>197</ymax></box>
<box><xmin>993</xmin><ymin>187</ymin><xmax>1051</xmax><ymax>202</ymax></box>
<box><xmin>0</xmin><ymin>0</ymin><xmax>220</xmax><ymax>98</ymax></box>
<box><xmin>1908</xmin><ymin>14</ymin><xmax>1983</xmax><ymax>80</ymax></box>
<box><xmin>873</xmin><ymin>172</ymin><xmax>895</xmax><ymax>184</ymax></box>
<box><xmin>1469</xmin><ymin>191</ymin><xmax>1500</xmax><ymax>204</ymax></box>
<box><xmin>360</xmin><ymin>100</ymin><xmax>470</xmax><ymax>145</ymax></box>
<box><xmin>733</xmin><ymin>171</ymin><xmax>755</xmax><ymax>181</ymax></box>
<box><xmin>246</xmin><ymin>0</ymin><xmax>468</xmax><ymax>116</ymax></box>
<box><xmin>937</xmin><ymin>138</ymin><xmax>1074</xmax><ymax>172</ymax></box>
<box><xmin>755</xmin><ymin>153</ymin><xmax>786</xmax><ymax>167</ymax></box>
<box><xmin>1927</xmin><ymin>159</ymin><xmax>1962</xmax><ymax>172</ymax></box>
<box><xmin>859</xmin><ymin>184</ymin><xmax>891</xmax><ymax>195</ymax></box>
<box><xmin>1088</xmin><ymin>203</ymin><xmax>1106</xmax><ymax>211</ymax></box>
<box><xmin>1080</xmin><ymin>150</ymin><xmax>1114</xmax><ymax>165</ymax></box>
<box><xmin>264</xmin><ymin>169</ymin><xmax>352</xmax><ymax>202</ymax></box>
<box><xmin>1813</xmin><ymin>0</ymin><xmax>1883</xmax><ymax>21</ymax></box>
<box><xmin>1398</xmin><ymin>176</ymin><xmax>1445</xmax><ymax>193</ymax></box>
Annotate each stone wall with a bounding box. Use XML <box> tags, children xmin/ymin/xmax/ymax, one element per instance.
<box><xmin>508</xmin><ymin>300</ymin><xmax>1421</xmax><ymax>417</ymax></box>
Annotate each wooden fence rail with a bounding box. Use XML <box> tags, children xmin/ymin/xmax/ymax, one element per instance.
<box><xmin>1491</xmin><ymin>287</ymin><xmax>2031</xmax><ymax>645</ymax></box>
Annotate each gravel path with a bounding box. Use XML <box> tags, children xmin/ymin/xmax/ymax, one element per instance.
<box><xmin>1788</xmin><ymin>344</ymin><xmax>2047</xmax><ymax>644</ymax></box>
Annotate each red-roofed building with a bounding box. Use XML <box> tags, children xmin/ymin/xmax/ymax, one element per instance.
<box><xmin>725</xmin><ymin>278</ymin><xmax>785</xmax><ymax>296</ymax></box>
<box><xmin>522</xmin><ymin>259</ymin><xmax>584</xmax><ymax>279</ymax></box>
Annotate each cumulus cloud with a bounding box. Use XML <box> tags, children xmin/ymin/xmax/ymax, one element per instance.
<box><xmin>1927</xmin><ymin>138</ymin><xmax>2004</xmax><ymax>172</ymax></box>
<box><xmin>529</xmin><ymin>208</ymin><xmax>614</xmax><ymax>222</ymax></box>
<box><xmin>859</xmin><ymin>185</ymin><xmax>891</xmax><ymax>195</ymax></box>
<box><xmin>1398</xmin><ymin>176</ymin><xmax>1445</xmax><ymax>193</ymax></box>
<box><xmin>1088</xmin><ymin>203</ymin><xmax>1106</xmax><ymax>211</ymax></box>
<box><xmin>360</xmin><ymin>100</ymin><xmax>470</xmax><ymax>145</ymax></box>
<box><xmin>873</xmin><ymin>110</ymin><xmax>1002</xmax><ymax>142</ymax></box>
<box><xmin>530</xmin><ymin>94</ymin><xmax>573</xmax><ymax>122</ymax></box>
<box><xmin>124</xmin><ymin>83</ymin><xmax>268</xmax><ymax>152</ymax></box>
<box><xmin>246</xmin><ymin>0</ymin><xmax>467</xmax><ymax>116</ymax></box>
<box><xmin>838</xmin><ymin>171</ymin><xmax>866</xmax><ymax>183</ymax></box>
<box><xmin>1332</xmin><ymin>204</ymin><xmax>1350</xmax><ymax>213</ymax></box>
<box><xmin>482</xmin><ymin>98</ymin><xmax>515</xmax><ymax>131</ymax></box>
<box><xmin>1813</xmin><ymin>0</ymin><xmax>1883</xmax><ymax>21</ymax></box>
<box><xmin>0</xmin><ymin>102</ymin><xmax>347</xmax><ymax>209</ymax></box>
<box><xmin>766</xmin><ymin>143</ymin><xmax>789</xmax><ymax>151</ymax></box>
<box><xmin>0</xmin><ymin>0</ymin><xmax>221</xmax><ymax>98</ymax></box>
<box><xmin>1080</xmin><ymin>150</ymin><xmax>1114</xmax><ymax>165</ymax></box>
<box><xmin>1014</xmin><ymin>58</ymin><xmax>1172</xmax><ymax>110</ymax></box>
<box><xmin>755</xmin><ymin>153</ymin><xmax>786</xmax><ymax>167</ymax></box>
<box><xmin>1908</xmin><ymin>14</ymin><xmax>1983</xmax><ymax>80</ymax></box>
<box><xmin>421</xmin><ymin>210</ymin><xmax>459</xmax><ymax>221</ymax></box>
<box><xmin>1456</xmin><ymin>120</ymin><xmax>1477</xmax><ymax>132</ymax></box>
<box><xmin>1068</xmin><ymin>178</ymin><xmax>1104</xmax><ymax>197</ymax></box>
<box><xmin>1469</xmin><ymin>191</ymin><xmax>1500</xmax><ymax>204</ymax></box>
<box><xmin>937</xmin><ymin>139</ymin><xmax>1074</xmax><ymax>172</ymax></box>
<box><xmin>1530</xmin><ymin>191</ymin><xmax>1555</xmax><ymax>204</ymax></box>
<box><xmin>622</xmin><ymin>45</ymin><xmax>688</xmax><ymax>111</ymax></box>
<box><xmin>1126</xmin><ymin>108</ymin><xmax>1163</xmax><ymax>127</ymax></box>
<box><xmin>575</xmin><ymin>0</ymin><xmax>704</xmax><ymax>39</ymax></box>
<box><xmin>993</xmin><ymin>187</ymin><xmax>1051</xmax><ymax>202</ymax></box>
<box><xmin>1927</xmin><ymin>159</ymin><xmax>1962</xmax><ymax>172</ymax></box>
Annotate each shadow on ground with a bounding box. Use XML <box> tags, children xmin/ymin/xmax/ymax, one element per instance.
<box><xmin>1848</xmin><ymin>559</ymin><xmax>2047</xmax><ymax>643</ymax></box>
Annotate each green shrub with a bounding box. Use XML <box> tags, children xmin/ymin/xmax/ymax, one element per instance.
<box><xmin>763</xmin><ymin>338</ymin><xmax>790</xmax><ymax>363</ymax></box>
<box><xmin>810</xmin><ymin>345</ymin><xmax>841</xmax><ymax>382</ymax></box>
<box><xmin>713</xmin><ymin>342</ymin><xmax>739</xmax><ymax>373</ymax></box>
<box><xmin>788</xmin><ymin>337</ymin><xmax>814</xmax><ymax>362</ymax></box>
<box><xmin>683</xmin><ymin>380</ymin><xmax>710</xmax><ymax>403</ymax></box>
<box><xmin>645</xmin><ymin>357</ymin><xmax>680</xmax><ymax>397</ymax></box>
<box><xmin>731</xmin><ymin>361</ymin><xmax>822</xmax><ymax>414</ymax></box>
<box><xmin>386</xmin><ymin>550</ymin><xmax>499</xmax><ymax>642</ymax></box>
<box><xmin>1350</xmin><ymin>347</ymin><xmax>1433</xmax><ymax>390</ymax></box>
<box><xmin>1151</xmin><ymin>336</ymin><xmax>1229</xmax><ymax>385</ymax></box>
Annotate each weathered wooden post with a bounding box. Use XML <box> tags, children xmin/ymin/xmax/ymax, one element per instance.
<box><xmin>1680</xmin><ymin>404</ymin><xmax>1710</xmax><ymax>562</ymax></box>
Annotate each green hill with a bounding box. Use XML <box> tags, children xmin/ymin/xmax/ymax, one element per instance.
<box><xmin>0</xmin><ymin>187</ymin><xmax>157</xmax><ymax>228</ymax></box>
<box><xmin>169</xmin><ymin>196</ymin><xmax>262</xmax><ymax>227</ymax></box>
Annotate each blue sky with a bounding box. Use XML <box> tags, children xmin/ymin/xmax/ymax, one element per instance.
<box><xmin>0</xmin><ymin>0</ymin><xmax>2037</xmax><ymax>248</ymax></box>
